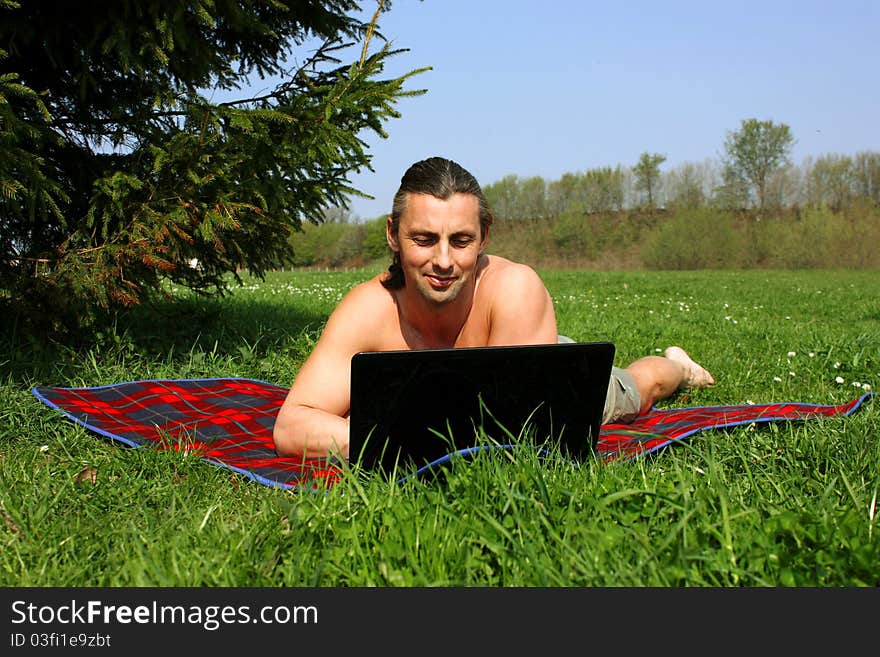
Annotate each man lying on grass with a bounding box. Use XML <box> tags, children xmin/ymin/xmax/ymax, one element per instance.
<box><xmin>273</xmin><ymin>156</ymin><xmax>715</xmax><ymax>460</ymax></box>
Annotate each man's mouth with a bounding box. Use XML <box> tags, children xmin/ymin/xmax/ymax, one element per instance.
<box><xmin>425</xmin><ymin>274</ymin><xmax>455</xmax><ymax>289</ymax></box>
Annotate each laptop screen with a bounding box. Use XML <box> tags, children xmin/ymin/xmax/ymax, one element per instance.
<box><xmin>348</xmin><ymin>341</ymin><xmax>615</xmax><ymax>475</ymax></box>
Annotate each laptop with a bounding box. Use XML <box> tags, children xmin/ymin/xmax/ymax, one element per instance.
<box><xmin>348</xmin><ymin>341</ymin><xmax>615</xmax><ymax>475</ymax></box>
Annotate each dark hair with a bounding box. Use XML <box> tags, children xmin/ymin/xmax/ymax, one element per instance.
<box><xmin>381</xmin><ymin>156</ymin><xmax>494</xmax><ymax>289</ymax></box>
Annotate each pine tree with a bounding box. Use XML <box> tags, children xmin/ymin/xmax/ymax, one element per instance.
<box><xmin>0</xmin><ymin>0</ymin><xmax>426</xmax><ymax>337</ymax></box>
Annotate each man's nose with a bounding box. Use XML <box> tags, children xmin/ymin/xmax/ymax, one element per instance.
<box><xmin>432</xmin><ymin>241</ymin><xmax>453</xmax><ymax>269</ymax></box>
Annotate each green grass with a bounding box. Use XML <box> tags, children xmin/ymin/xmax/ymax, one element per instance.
<box><xmin>1</xmin><ymin>269</ymin><xmax>878</xmax><ymax>586</ymax></box>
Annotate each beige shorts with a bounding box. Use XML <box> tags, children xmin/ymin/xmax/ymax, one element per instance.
<box><xmin>557</xmin><ymin>335</ymin><xmax>641</xmax><ymax>425</ymax></box>
<box><xmin>603</xmin><ymin>366</ymin><xmax>641</xmax><ymax>424</ymax></box>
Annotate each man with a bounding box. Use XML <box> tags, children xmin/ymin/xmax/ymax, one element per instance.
<box><xmin>273</xmin><ymin>156</ymin><xmax>714</xmax><ymax>460</ymax></box>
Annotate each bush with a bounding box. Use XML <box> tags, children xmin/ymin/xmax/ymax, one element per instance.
<box><xmin>746</xmin><ymin>203</ymin><xmax>880</xmax><ymax>269</ymax></box>
<box><xmin>752</xmin><ymin>206</ymin><xmax>833</xmax><ymax>268</ymax></box>
<box><xmin>552</xmin><ymin>211</ymin><xmax>594</xmax><ymax>258</ymax></box>
<box><xmin>824</xmin><ymin>200</ymin><xmax>880</xmax><ymax>268</ymax></box>
<box><xmin>641</xmin><ymin>208</ymin><xmax>747</xmax><ymax>269</ymax></box>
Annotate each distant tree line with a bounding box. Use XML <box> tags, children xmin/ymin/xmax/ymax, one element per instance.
<box><xmin>481</xmin><ymin>120</ymin><xmax>879</xmax><ymax>221</ymax></box>
<box><xmin>482</xmin><ymin>156</ymin><xmax>819</xmax><ymax>220</ymax></box>
<box><xmin>498</xmin><ymin>148</ymin><xmax>880</xmax><ymax>217</ymax></box>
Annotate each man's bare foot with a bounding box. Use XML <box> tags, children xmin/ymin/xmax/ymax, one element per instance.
<box><xmin>665</xmin><ymin>346</ymin><xmax>715</xmax><ymax>388</ymax></box>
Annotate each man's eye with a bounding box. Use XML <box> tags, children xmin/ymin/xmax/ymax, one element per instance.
<box><xmin>452</xmin><ymin>238</ymin><xmax>474</xmax><ymax>247</ymax></box>
<box><xmin>412</xmin><ymin>237</ymin><xmax>434</xmax><ymax>246</ymax></box>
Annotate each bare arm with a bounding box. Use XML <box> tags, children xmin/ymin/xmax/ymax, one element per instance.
<box><xmin>484</xmin><ymin>262</ymin><xmax>558</xmax><ymax>345</ymax></box>
<box><xmin>272</xmin><ymin>282</ymin><xmax>382</xmax><ymax>459</ymax></box>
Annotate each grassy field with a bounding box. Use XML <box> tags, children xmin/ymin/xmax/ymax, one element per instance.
<box><xmin>1</xmin><ymin>268</ymin><xmax>878</xmax><ymax>586</ymax></box>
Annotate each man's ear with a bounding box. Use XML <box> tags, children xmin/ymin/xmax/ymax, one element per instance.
<box><xmin>386</xmin><ymin>216</ymin><xmax>399</xmax><ymax>252</ymax></box>
<box><xmin>479</xmin><ymin>225</ymin><xmax>490</xmax><ymax>253</ymax></box>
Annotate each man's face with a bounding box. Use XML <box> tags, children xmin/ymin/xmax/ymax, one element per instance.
<box><xmin>387</xmin><ymin>192</ymin><xmax>488</xmax><ymax>306</ymax></box>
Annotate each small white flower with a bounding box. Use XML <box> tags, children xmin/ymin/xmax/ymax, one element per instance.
<box><xmin>789</xmin><ymin>371</ymin><xmax>796</xmax><ymax>377</ymax></box>
<box><xmin>746</xmin><ymin>399</ymin><xmax>755</xmax><ymax>405</ymax></box>
<box><xmin>833</xmin><ymin>361</ymin><xmax>840</xmax><ymax>369</ymax></box>
<box><xmin>852</xmin><ymin>381</ymin><xmax>862</xmax><ymax>387</ymax></box>
<box><xmin>835</xmin><ymin>376</ymin><xmax>845</xmax><ymax>384</ymax></box>
<box><xmin>39</xmin><ymin>445</ymin><xmax>49</xmax><ymax>452</ymax></box>
<box><xmin>863</xmin><ymin>383</ymin><xmax>872</xmax><ymax>391</ymax></box>
<box><xmin>808</xmin><ymin>352</ymin><xmax>815</xmax><ymax>357</ymax></box>
<box><xmin>773</xmin><ymin>376</ymin><xmax>783</xmax><ymax>382</ymax></box>
<box><xmin>787</xmin><ymin>351</ymin><xmax>796</xmax><ymax>357</ymax></box>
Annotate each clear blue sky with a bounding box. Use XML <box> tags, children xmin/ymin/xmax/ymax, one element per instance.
<box><xmin>281</xmin><ymin>0</ymin><xmax>880</xmax><ymax>220</ymax></box>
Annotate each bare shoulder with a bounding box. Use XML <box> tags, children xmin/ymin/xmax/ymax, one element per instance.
<box><xmin>478</xmin><ymin>255</ymin><xmax>549</xmax><ymax>296</ymax></box>
<box><xmin>319</xmin><ymin>274</ymin><xmax>395</xmax><ymax>350</ymax></box>
<box><xmin>336</xmin><ymin>274</ymin><xmax>392</xmax><ymax>311</ymax></box>
<box><xmin>476</xmin><ymin>255</ymin><xmax>557</xmax><ymax>344</ymax></box>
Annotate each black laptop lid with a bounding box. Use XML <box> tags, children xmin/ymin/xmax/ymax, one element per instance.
<box><xmin>348</xmin><ymin>341</ymin><xmax>615</xmax><ymax>474</ymax></box>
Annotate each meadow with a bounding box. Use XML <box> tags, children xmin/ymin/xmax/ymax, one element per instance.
<box><xmin>1</xmin><ymin>267</ymin><xmax>877</xmax><ymax>586</ymax></box>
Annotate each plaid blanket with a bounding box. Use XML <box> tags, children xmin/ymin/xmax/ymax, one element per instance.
<box><xmin>31</xmin><ymin>378</ymin><xmax>874</xmax><ymax>490</ymax></box>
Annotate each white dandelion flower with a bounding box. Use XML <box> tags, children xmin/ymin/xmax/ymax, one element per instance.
<box><xmin>835</xmin><ymin>376</ymin><xmax>845</xmax><ymax>384</ymax></box>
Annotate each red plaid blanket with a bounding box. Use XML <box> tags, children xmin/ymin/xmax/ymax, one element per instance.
<box><xmin>31</xmin><ymin>378</ymin><xmax>873</xmax><ymax>490</ymax></box>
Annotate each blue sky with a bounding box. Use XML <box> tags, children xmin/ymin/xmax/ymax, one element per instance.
<box><xmin>277</xmin><ymin>1</ymin><xmax>880</xmax><ymax>220</ymax></box>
